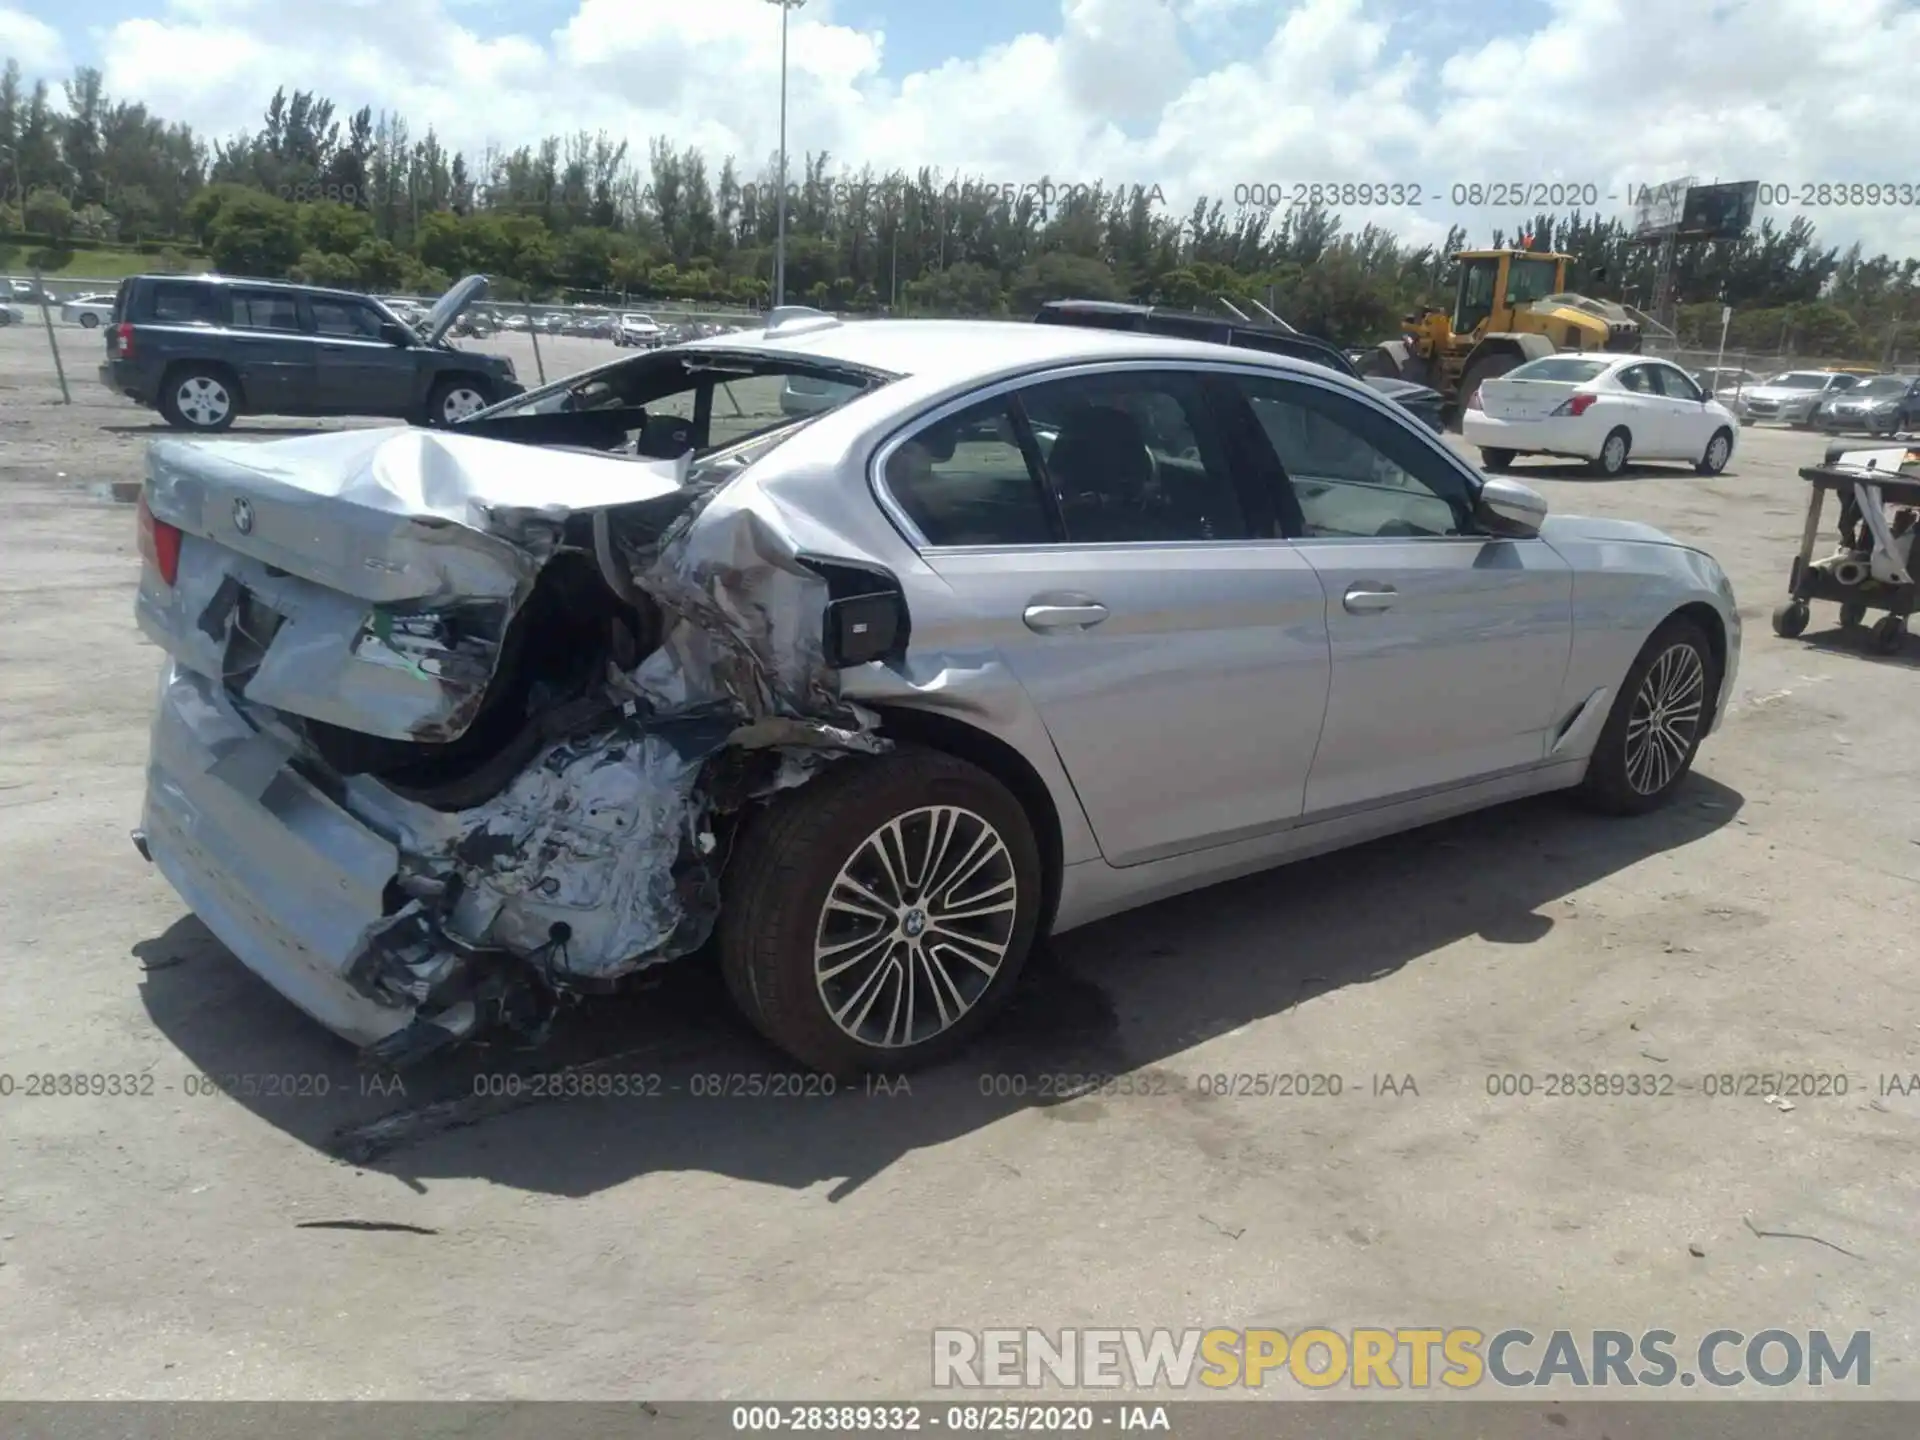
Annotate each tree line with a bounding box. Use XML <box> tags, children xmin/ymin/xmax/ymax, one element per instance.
<box><xmin>3</xmin><ymin>59</ymin><xmax>1918</xmax><ymax>360</ymax></box>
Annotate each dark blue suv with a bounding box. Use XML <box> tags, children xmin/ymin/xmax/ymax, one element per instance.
<box><xmin>99</xmin><ymin>273</ymin><xmax>523</xmax><ymax>432</ymax></box>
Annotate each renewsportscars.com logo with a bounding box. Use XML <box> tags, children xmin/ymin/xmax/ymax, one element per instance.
<box><xmin>932</xmin><ymin>1328</ymin><xmax>1871</xmax><ymax>1391</ymax></box>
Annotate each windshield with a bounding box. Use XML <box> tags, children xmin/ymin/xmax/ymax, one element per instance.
<box><xmin>1507</xmin><ymin>357</ymin><xmax>1610</xmax><ymax>383</ymax></box>
<box><xmin>1767</xmin><ymin>373</ymin><xmax>1829</xmax><ymax>390</ymax></box>
<box><xmin>1851</xmin><ymin>377</ymin><xmax>1909</xmax><ymax>395</ymax></box>
<box><xmin>1506</xmin><ymin>258</ymin><xmax>1559</xmax><ymax>304</ymax></box>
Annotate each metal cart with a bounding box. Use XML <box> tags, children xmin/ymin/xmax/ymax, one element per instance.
<box><xmin>1772</xmin><ymin>448</ymin><xmax>1920</xmax><ymax>653</ymax></box>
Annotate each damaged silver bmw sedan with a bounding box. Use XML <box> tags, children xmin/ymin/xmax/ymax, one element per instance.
<box><xmin>132</xmin><ymin>310</ymin><xmax>1740</xmax><ymax>1074</ymax></box>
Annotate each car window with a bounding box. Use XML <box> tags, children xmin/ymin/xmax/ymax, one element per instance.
<box><xmin>1233</xmin><ymin>375</ymin><xmax>1469</xmax><ymax>540</ymax></box>
<box><xmin>1509</xmin><ymin>356</ymin><xmax>1610</xmax><ymax>383</ymax></box>
<box><xmin>1617</xmin><ymin>365</ymin><xmax>1655</xmax><ymax>394</ymax></box>
<box><xmin>1652</xmin><ymin>367</ymin><xmax>1703</xmax><ymax>401</ymax></box>
<box><xmin>884</xmin><ymin>398</ymin><xmax>1054</xmax><ymax>547</ymax></box>
<box><xmin>229</xmin><ymin>291</ymin><xmax>303</xmax><ymax>332</ymax></box>
<box><xmin>145</xmin><ymin>282</ymin><xmax>218</xmax><ymax>325</ymax></box>
<box><xmin>1016</xmin><ymin>371</ymin><xmax>1248</xmax><ymax>543</ymax></box>
<box><xmin>310</xmin><ymin>298</ymin><xmax>385</xmax><ymax>339</ymax></box>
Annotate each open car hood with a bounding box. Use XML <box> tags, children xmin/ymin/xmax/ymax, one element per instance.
<box><xmin>420</xmin><ymin>274</ymin><xmax>491</xmax><ymax>346</ymax></box>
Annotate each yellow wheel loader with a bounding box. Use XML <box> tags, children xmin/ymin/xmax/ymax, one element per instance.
<box><xmin>1357</xmin><ymin>250</ymin><xmax>1642</xmax><ymax>419</ymax></box>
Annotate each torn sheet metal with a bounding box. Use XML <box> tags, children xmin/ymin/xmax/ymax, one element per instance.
<box><xmin>140</xmin><ymin>423</ymin><xmax>894</xmax><ymax>1063</ymax></box>
<box><xmin>137</xmin><ymin>429</ymin><xmax>693</xmax><ymax>743</ymax></box>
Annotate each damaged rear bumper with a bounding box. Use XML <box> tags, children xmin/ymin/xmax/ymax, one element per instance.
<box><xmin>142</xmin><ymin>662</ymin><xmax>420</xmax><ymax>1047</ymax></box>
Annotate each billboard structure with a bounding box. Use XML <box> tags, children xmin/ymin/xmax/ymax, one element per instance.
<box><xmin>1678</xmin><ymin>181</ymin><xmax>1759</xmax><ymax>241</ymax></box>
<box><xmin>1631</xmin><ymin>176</ymin><xmax>1695</xmax><ymax>240</ymax></box>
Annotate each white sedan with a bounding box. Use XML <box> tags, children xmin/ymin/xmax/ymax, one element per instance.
<box><xmin>60</xmin><ymin>292</ymin><xmax>117</xmax><ymax>328</ymax></box>
<box><xmin>1463</xmin><ymin>353</ymin><xmax>1739</xmax><ymax>478</ymax></box>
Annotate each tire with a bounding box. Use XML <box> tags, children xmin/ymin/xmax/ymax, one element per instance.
<box><xmin>156</xmin><ymin>365</ymin><xmax>238</xmax><ymax>432</ymax></box>
<box><xmin>1838</xmin><ymin>598</ymin><xmax>1868</xmax><ymax>630</ymax></box>
<box><xmin>1480</xmin><ymin>447</ymin><xmax>1516</xmax><ymax>472</ymax></box>
<box><xmin>1696</xmin><ymin>428</ymin><xmax>1733</xmax><ymax>476</ymax></box>
<box><xmin>718</xmin><ymin>748</ymin><xmax>1044</xmax><ymax>1076</ymax></box>
<box><xmin>1590</xmin><ymin>427</ymin><xmax>1631</xmax><ymax>477</ymax></box>
<box><xmin>425</xmin><ymin>375</ymin><xmax>492</xmax><ymax>427</ymax></box>
<box><xmin>1575</xmin><ymin>615</ymin><xmax>1719</xmax><ymax>816</ymax></box>
<box><xmin>1871</xmin><ymin>615</ymin><xmax>1908</xmax><ymax>654</ymax></box>
<box><xmin>1771</xmin><ymin>600</ymin><xmax>1810</xmax><ymax>638</ymax></box>
<box><xmin>78</xmin><ymin>312</ymin><xmax>100</xmax><ymax>329</ymax></box>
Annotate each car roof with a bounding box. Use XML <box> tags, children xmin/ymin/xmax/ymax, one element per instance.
<box><xmin>678</xmin><ymin>316</ymin><xmax>1335</xmax><ymax>388</ymax></box>
<box><xmin>127</xmin><ymin>272</ymin><xmax>378</xmax><ymax>306</ymax></box>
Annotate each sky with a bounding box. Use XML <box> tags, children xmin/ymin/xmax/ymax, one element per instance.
<box><xmin>3</xmin><ymin>0</ymin><xmax>1919</xmax><ymax>260</ymax></box>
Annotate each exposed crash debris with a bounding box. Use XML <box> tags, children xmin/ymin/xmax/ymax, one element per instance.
<box><xmin>137</xmin><ymin>423</ymin><xmax>892</xmax><ymax>1067</ymax></box>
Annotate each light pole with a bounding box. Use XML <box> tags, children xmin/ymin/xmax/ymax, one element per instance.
<box><xmin>766</xmin><ymin>0</ymin><xmax>806</xmax><ymax>309</ymax></box>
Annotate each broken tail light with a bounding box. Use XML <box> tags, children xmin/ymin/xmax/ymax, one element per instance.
<box><xmin>136</xmin><ymin>492</ymin><xmax>182</xmax><ymax>587</ymax></box>
<box><xmin>1553</xmin><ymin>393</ymin><xmax>1599</xmax><ymax>417</ymax></box>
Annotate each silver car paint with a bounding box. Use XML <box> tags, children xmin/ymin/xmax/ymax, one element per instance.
<box><xmin>134</xmin><ymin>318</ymin><xmax>1741</xmax><ymax>1057</ymax></box>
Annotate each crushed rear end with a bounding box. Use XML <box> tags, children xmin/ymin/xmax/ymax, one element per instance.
<box><xmin>133</xmin><ymin>425</ymin><xmax>891</xmax><ymax>1066</ymax></box>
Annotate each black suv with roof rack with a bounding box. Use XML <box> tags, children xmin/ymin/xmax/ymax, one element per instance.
<box><xmin>1033</xmin><ymin>299</ymin><xmax>1446</xmax><ymax>433</ymax></box>
<box><xmin>98</xmin><ymin>272</ymin><xmax>522</xmax><ymax>432</ymax></box>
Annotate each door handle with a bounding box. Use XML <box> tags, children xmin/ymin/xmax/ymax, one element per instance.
<box><xmin>1342</xmin><ymin>583</ymin><xmax>1397</xmax><ymax>614</ymax></box>
<box><xmin>1023</xmin><ymin>602</ymin><xmax>1109</xmax><ymax>632</ymax></box>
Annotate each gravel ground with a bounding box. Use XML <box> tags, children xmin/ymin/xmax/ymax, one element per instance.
<box><xmin>0</xmin><ymin>321</ymin><xmax>1916</xmax><ymax>1403</ymax></box>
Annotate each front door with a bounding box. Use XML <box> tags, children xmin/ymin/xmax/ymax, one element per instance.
<box><xmin>1227</xmin><ymin>372</ymin><xmax>1573</xmax><ymax>816</ymax></box>
<box><xmin>1647</xmin><ymin>363</ymin><xmax>1711</xmax><ymax>459</ymax></box>
<box><xmin>883</xmin><ymin>370</ymin><xmax>1333</xmax><ymax>867</ymax></box>
<box><xmin>306</xmin><ymin>296</ymin><xmax>419</xmax><ymax>417</ymax></box>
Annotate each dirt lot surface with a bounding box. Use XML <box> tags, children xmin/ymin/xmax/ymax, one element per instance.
<box><xmin>1</xmin><ymin>321</ymin><xmax>1916</xmax><ymax>1402</ymax></box>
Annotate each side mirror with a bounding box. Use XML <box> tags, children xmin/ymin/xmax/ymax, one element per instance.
<box><xmin>1476</xmin><ymin>475</ymin><xmax>1548</xmax><ymax>538</ymax></box>
<box><xmin>381</xmin><ymin>321</ymin><xmax>414</xmax><ymax>347</ymax></box>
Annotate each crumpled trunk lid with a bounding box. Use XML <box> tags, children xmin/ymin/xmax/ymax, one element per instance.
<box><xmin>136</xmin><ymin>427</ymin><xmax>689</xmax><ymax>744</ymax></box>
<box><xmin>134</xmin><ymin>421</ymin><xmax>897</xmax><ymax>1066</ymax></box>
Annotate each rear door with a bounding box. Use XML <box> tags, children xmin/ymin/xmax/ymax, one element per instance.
<box><xmin>884</xmin><ymin>365</ymin><xmax>1333</xmax><ymax>866</ymax></box>
<box><xmin>225</xmin><ymin>288</ymin><xmax>316</xmax><ymax>415</ymax></box>
<box><xmin>306</xmin><ymin>295</ymin><xmax>417</xmax><ymax>416</ymax></box>
<box><xmin>1228</xmin><ymin>371</ymin><xmax>1573</xmax><ymax>816</ymax></box>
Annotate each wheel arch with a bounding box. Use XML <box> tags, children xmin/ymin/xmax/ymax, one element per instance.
<box><xmin>1464</xmin><ymin>332</ymin><xmax>1555</xmax><ymax>372</ymax></box>
<box><xmin>1665</xmin><ymin>600</ymin><xmax>1731</xmax><ymax>730</ymax></box>
<box><xmin>867</xmin><ymin>704</ymin><xmax>1066</xmax><ymax>939</ymax></box>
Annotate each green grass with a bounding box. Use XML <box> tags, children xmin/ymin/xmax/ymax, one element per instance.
<box><xmin>0</xmin><ymin>247</ymin><xmax>196</xmax><ymax>281</ymax></box>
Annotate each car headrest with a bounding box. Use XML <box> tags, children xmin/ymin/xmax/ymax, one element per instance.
<box><xmin>1046</xmin><ymin>405</ymin><xmax>1153</xmax><ymax>497</ymax></box>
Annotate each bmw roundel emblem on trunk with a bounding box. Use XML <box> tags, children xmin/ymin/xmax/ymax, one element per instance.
<box><xmin>232</xmin><ymin>497</ymin><xmax>254</xmax><ymax>534</ymax></box>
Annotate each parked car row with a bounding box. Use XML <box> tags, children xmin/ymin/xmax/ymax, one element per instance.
<box><xmin>128</xmin><ymin>306</ymin><xmax>1740</xmax><ymax>1074</ymax></box>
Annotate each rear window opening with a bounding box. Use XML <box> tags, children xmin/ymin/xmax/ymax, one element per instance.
<box><xmin>467</xmin><ymin>349</ymin><xmax>896</xmax><ymax>462</ymax></box>
<box><xmin>1506</xmin><ymin>357</ymin><xmax>1611</xmax><ymax>383</ymax></box>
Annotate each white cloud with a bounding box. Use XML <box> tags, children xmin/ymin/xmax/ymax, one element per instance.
<box><xmin>0</xmin><ymin>4</ymin><xmax>65</xmax><ymax>70</ymax></box>
<box><xmin>67</xmin><ymin>0</ymin><xmax>1920</xmax><ymax>257</ymax></box>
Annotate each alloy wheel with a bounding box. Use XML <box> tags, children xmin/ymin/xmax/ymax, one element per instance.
<box><xmin>1624</xmin><ymin>643</ymin><xmax>1706</xmax><ymax>795</ymax></box>
<box><xmin>1602</xmin><ymin>434</ymin><xmax>1628</xmax><ymax>473</ymax></box>
<box><xmin>440</xmin><ymin>386</ymin><xmax>487</xmax><ymax>422</ymax></box>
<box><xmin>813</xmin><ymin>805</ymin><xmax>1019</xmax><ymax>1050</ymax></box>
<box><xmin>176</xmin><ymin>376</ymin><xmax>231</xmax><ymax>427</ymax></box>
